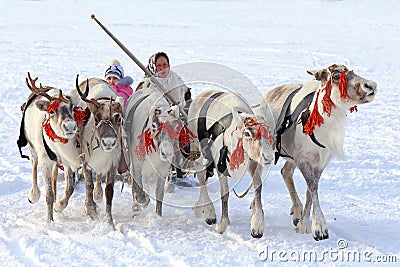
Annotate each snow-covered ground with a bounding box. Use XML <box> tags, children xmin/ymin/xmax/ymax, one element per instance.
<box><xmin>1</xmin><ymin>0</ymin><xmax>399</xmax><ymax>266</ymax></box>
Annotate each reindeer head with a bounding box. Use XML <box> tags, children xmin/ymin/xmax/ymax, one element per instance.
<box><xmin>148</xmin><ymin>105</ymin><xmax>181</xmax><ymax>162</ymax></box>
<box><xmin>92</xmin><ymin>98</ymin><xmax>124</xmax><ymax>152</ymax></box>
<box><xmin>308</xmin><ymin>64</ymin><xmax>377</xmax><ymax>110</ymax></box>
<box><xmin>75</xmin><ymin>75</ymin><xmax>124</xmax><ymax>152</ymax></box>
<box><xmin>230</xmin><ymin>111</ymin><xmax>274</xmax><ymax>170</ymax></box>
<box><xmin>304</xmin><ymin>64</ymin><xmax>377</xmax><ymax>137</ymax></box>
<box><xmin>26</xmin><ymin>72</ymin><xmax>77</xmax><ymax>140</ymax></box>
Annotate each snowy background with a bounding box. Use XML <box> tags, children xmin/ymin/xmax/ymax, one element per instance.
<box><xmin>1</xmin><ymin>0</ymin><xmax>400</xmax><ymax>266</ymax></box>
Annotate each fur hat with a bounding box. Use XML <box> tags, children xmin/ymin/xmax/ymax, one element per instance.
<box><xmin>105</xmin><ymin>58</ymin><xmax>124</xmax><ymax>80</ymax></box>
<box><xmin>147</xmin><ymin>52</ymin><xmax>169</xmax><ymax>76</ymax></box>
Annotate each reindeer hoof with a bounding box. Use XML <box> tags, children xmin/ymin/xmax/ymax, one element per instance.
<box><xmin>206</xmin><ymin>218</ymin><xmax>217</xmax><ymax>225</ymax></box>
<box><xmin>251</xmin><ymin>230</ymin><xmax>263</xmax><ymax>239</ymax></box>
<box><xmin>28</xmin><ymin>187</ymin><xmax>41</xmax><ymax>203</ymax></box>
<box><xmin>313</xmin><ymin>229</ymin><xmax>329</xmax><ymax>241</ymax></box>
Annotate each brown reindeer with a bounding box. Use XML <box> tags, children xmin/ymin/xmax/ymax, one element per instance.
<box><xmin>65</xmin><ymin>77</ymin><xmax>125</xmax><ymax>228</ymax></box>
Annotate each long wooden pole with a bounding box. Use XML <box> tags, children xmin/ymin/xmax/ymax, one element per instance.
<box><xmin>91</xmin><ymin>14</ymin><xmax>187</xmax><ymax>116</ymax></box>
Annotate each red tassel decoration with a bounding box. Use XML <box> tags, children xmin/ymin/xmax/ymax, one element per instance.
<box><xmin>135</xmin><ymin>129</ymin><xmax>156</xmax><ymax>160</ymax></box>
<box><xmin>321</xmin><ymin>80</ymin><xmax>335</xmax><ymax>116</ymax></box>
<box><xmin>253</xmin><ymin>123</ymin><xmax>273</xmax><ymax>145</ymax></box>
<box><xmin>229</xmin><ymin>138</ymin><xmax>245</xmax><ymax>171</ymax></box>
<box><xmin>159</xmin><ymin>121</ymin><xmax>180</xmax><ymax>140</ymax></box>
<box><xmin>179</xmin><ymin>125</ymin><xmax>197</xmax><ymax>146</ymax></box>
<box><xmin>304</xmin><ymin>91</ymin><xmax>324</xmax><ymax>135</ymax></box>
<box><xmin>74</xmin><ymin>106</ymin><xmax>91</xmax><ymax>125</ymax></box>
<box><xmin>339</xmin><ymin>70</ymin><xmax>350</xmax><ymax>99</ymax></box>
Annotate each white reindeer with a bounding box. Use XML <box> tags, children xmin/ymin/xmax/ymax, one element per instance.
<box><xmin>125</xmin><ymin>87</ymin><xmax>183</xmax><ymax>217</ymax></box>
<box><xmin>187</xmin><ymin>90</ymin><xmax>274</xmax><ymax>238</ymax></box>
<box><xmin>260</xmin><ymin>64</ymin><xmax>377</xmax><ymax>240</ymax></box>
<box><xmin>18</xmin><ymin>73</ymin><xmax>91</xmax><ymax>223</ymax></box>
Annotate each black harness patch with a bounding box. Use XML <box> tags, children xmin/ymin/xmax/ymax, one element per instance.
<box><xmin>197</xmin><ymin>92</ymin><xmax>225</xmax><ymax>141</ymax></box>
<box><xmin>42</xmin><ymin>134</ymin><xmax>58</xmax><ymax>162</ymax></box>
<box><xmin>274</xmin><ymin>87</ymin><xmax>324</xmax><ymax>164</ymax></box>
<box><xmin>300</xmin><ymin>109</ymin><xmax>326</xmax><ymax>149</ymax></box>
<box><xmin>17</xmin><ymin>94</ymin><xmax>41</xmax><ymax>160</ymax></box>
<box><xmin>197</xmin><ymin>92</ymin><xmax>228</xmax><ymax>179</ymax></box>
<box><xmin>125</xmin><ymin>94</ymin><xmax>150</xmax><ymax>146</ymax></box>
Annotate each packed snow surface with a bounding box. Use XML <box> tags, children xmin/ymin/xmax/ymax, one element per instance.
<box><xmin>1</xmin><ymin>0</ymin><xmax>399</xmax><ymax>266</ymax></box>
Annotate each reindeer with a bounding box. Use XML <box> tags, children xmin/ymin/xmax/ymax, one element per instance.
<box><xmin>187</xmin><ymin>90</ymin><xmax>274</xmax><ymax>238</ymax></box>
<box><xmin>124</xmin><ymin>87</ymin><xmax>185</xmax><ymax>217</ymax></box>
<box><xmin>17</xmin><ymin>73</ymin><xmax>90</xmax><ymax>223</ymax></box>
<box><xmin>260</xmin><ymin>64</ymin><xmax>377</xmax><ymax>240</ymax></box>
<box><xmin>71</xmin><ymin>77</ymin><xmax>125</xmax><ymax>227</ymax></box>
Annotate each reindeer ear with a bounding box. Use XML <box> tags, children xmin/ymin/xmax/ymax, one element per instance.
<box><xmin>115</xmin><ymin>96</ymin><xmax>124</xmax><ymax>107</ymax></box>
<box><xmin>86</xmin><ymin>102</ymin><xmax>99</xmax><ymax>114</ymax></box>
<box><xmin>154</xmin><ymin>107</ymin><xmax>162</xmax><ymax>116</ymax></box>
<box><xmin>232</xmin><ymin>110</ymin><xmax>254</xmax><ymax>128</ymax></box>
<box><xmin>231</xmin><ymin>109</ymin><xmax>243</xmax><ymax>125</ymax></box>
<box><xmin>36</xmin><ymin>99</ymin><xmax>50</xmax><ymax>111</ymax></box>
<box><xmin>307</xmin><ymin>69</ymin><xmax>329</xmax><ymax>81</ymax></box>
<box><xmin>169</xmin><ymin>105</ymin><xmax>180</xmax><ymax>118</ymax></box>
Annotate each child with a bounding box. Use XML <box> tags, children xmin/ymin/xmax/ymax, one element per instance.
<box><xmin>104</xmin><ymin>59</ymin><xmax>133</xmax><ymax>107</ymax></box>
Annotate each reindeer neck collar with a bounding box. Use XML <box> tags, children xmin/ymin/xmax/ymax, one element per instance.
<box><xmin>42</xmin><ymin>101</ymin><xmax>69</xmax><ymax>144</ymax></box>
<box><xmin>42</xmin><ymin>117</ymin><xmax>69</xmax><ymax>144</ymax></box>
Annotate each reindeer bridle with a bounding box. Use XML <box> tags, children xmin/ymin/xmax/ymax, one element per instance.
<box><xmin>75</xmin><ymin>75</ymin><xmax>124</xmax><ymax>149</ymax></box>
<box><xmin>94</xmin><ymin>99</ymin><xmax>123</xmax><ymax>131</ymax></box>
<box><xmin>303</xmin><ymin>66</ymin><xmax>356</xmax><ymax>136</ymax></box>
<box><xmin>135</xmin><ymin>112</ymin><xmax>196</xmax><ymax>160</ymax></box>
<box><xmin>229</xmin><ymin>117</ymin><xmax>273</xmax><ymax>171</ymax></box>
<box><xmin>25</xmin><ymin>72</ymin><xmax>76</xmax><ymax>144</ymax></box>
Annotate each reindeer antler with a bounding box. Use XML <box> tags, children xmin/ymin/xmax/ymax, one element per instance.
<box><xmin>26</xmin><ymin>72</ymin><xmax>48</xmax><ymax>93</ymax></box>
<box><xmin>56</xmin><ymin>89</ymin><xmax>69</xmax><ymax>103</ymax></box>
<box><xmin>75</xmin><ymin>74</ymin><xmax>100</xmax><ymax>107</ymax></box>
<box><xmin>25</xmin><ymin>72</ymin><xmax>68</xmax><ymax>103</ymax></box>
<box><xmin>75</xmin><ymin>74</ymin><xmax>89</xmax><ymax>99</ymax></box>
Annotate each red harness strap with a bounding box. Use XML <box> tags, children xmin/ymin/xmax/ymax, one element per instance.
<box><xmin>42</xmin><ymin>101</ymin><xmax>69</xmax><ymax>144</ymax></box>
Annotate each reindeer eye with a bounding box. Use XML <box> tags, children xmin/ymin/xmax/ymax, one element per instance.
<box><xmin>332</xmin><ymin>73</ymin><xmax>340</xmax><ymax>82</ymax></box>
<box><xmin>244</xmin><ymin>129</ymin><xmax>252</xmax><ymax>138</ymax></box>
<box><xmin>112</xmin><ymin>114</ymin><xmax>121</xmax><ymax>124</ymax></box>
<box><xmin>94</xmin><ymin>113</ymin><xmax>101</xmax><ymax>124</ymax></box>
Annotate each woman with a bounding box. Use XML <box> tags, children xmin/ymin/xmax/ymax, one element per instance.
<box><xmin>136</xmin><ymin>52</ymin><xmax>191</xmax><ymax>111</ymax></box>
<box><xmin>136</xmin><ymin>52</ymin><xmax>192</xmax><ymax>185</ymax></box>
